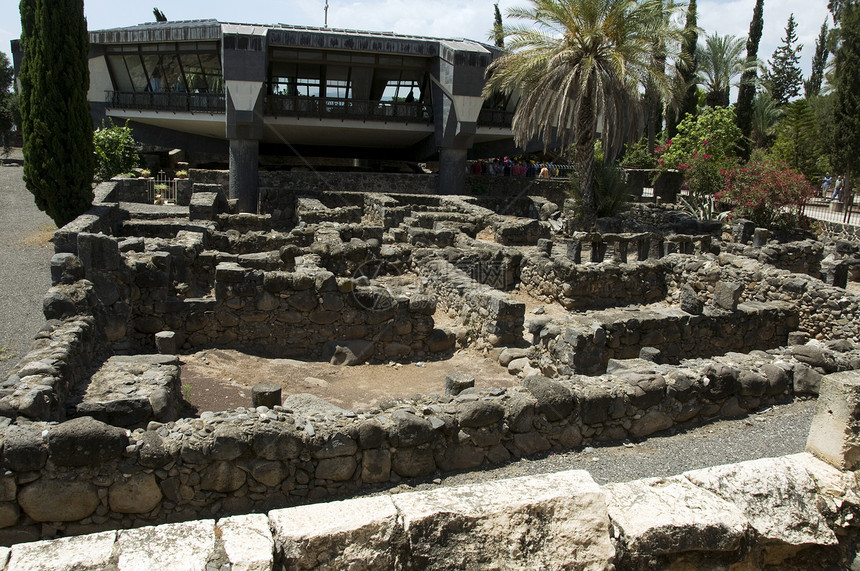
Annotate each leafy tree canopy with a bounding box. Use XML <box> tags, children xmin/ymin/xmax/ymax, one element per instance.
<box><xmin>657</xmin><ymin>106</ymin><xmax>743</xmax><ymax>169</ymax></box>
<box><xmin>762</xmin><ymin>13</ymin><xmax>804</xmax><ymax>105</ymax></box>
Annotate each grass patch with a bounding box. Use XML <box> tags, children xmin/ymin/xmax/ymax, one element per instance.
<box><xmin>0</xmin><ymin>338</ymin><xmax>13</xmax><ymax>362</ymax></box>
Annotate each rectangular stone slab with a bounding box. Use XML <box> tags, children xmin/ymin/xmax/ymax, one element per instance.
<box><xmin>683</xmin><ymin>456</ymin><xmax>837</xmax><ymax>547</ymax></box>
<box><xmin>116</xmin><ymin>519</ymin><xmax>215</xmax><ymax>571</ymax></box>
<box><xmin>7</xmin><ymin>530</ymin><xmax>117</xmax><ymax>571</ymax></box>
<box><xmin>269</xmin><ymin>494</ymin><xmax>400</xmax><ymax>570</ymax></box>
<box><xmin>391</xmin><ymin>469</ymin><xmax>614</xmax><ymax>570</ymax></box>
<box><xmin>806</xmin><ymin>370</ymin><xmax>860</xmax><ymax>470</ymax></box>
<box><xmin>217</xmin><ymin>513</ymin><xmax>274</xmax><ymax>571</ymax></box>
<box><xmin>603</xmin><ymin>476</ymin><xmax>748</xmax><ymax>557</ymax></box>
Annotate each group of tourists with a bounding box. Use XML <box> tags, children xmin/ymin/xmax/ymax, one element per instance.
<box><xmin>468</xmin><ymin>158</ymin><xmax>569</xmax><ymax>178</ymax></box>
<box><xmin>822</xmin><ymin>174</ymin><xmax>846</xmax><ymax>202</ymax></box>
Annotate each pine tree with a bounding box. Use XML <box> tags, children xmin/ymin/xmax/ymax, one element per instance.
<box><xmin>668</xmin><ymin>0</ymin><xmax>697</xmax><ymax>138</ymax></box>
<box><xmin>771</xmin><ymin>99</ymin><xmax>823</xmax><ymax>181</ymax></box>
<box><xmin>493</xmin><ymin>4</ymin><xmax>504</xmax><ymax>48</ymax></box>
<box><xmin>735</xmin><ymin>0</ymin><xmax>764</xmax><ymax>160</ymax></box>
<box><xmin>833</xmin><ymin>1</ymin><xmax>860</xmax><ymax>193</ymax></box>
<box><xmin>805</xmin><ymin>20</ymin><xmax>829</xmax><ymax>97</ymax></box>
<box><xmin>762</xmin><ymin>14</ymin><xmax>804</xmax><ymax>106</ymax></box>
<box><xmin>19</xmin><ymin>0</ymin><xmax>94</xmax><ymax>227</ymax></box>
<box><xmin>153</xmin><ymin>8</ymin><xmax>167</xmax><ymax>23</ymax></box>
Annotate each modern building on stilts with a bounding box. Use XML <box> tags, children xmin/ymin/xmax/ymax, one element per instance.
<box><xmin>13</xmin><ymin>19</ymin><xmax>521</xmax><ymax>211</ymax></box>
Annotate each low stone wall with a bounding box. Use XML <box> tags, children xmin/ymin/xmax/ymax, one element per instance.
<box><xmin>413</xmin><ymin>255</ymin><xmax>524</xmax><ymax>347</ymax></box>
<box><xmin>3</xmin><ymin>451</ymin><xmax>857</xmax><ymax>569</ymax></box>
<box><xmin>520</xmin><ymin>253</ymin><xmax>668</xmax><ymax>310</ymax></box>
<box><xmin>541</xmin><ymin>301</ymin><xmax>796</xmax><ymax>375</ymax></box>
<box><xmin>723</xmin><ymin>238</ymin><xmax>824</xmax><ymax>277</ymax></box>
<box><xmin>667</xmin><ymin>253</ymin><xmax>860</xmax><ymax>342</ymax></box>
<box><xmin>0</xmin><ymin>343</ymin><xmax>853</xmax><ymax>542</ymax></box>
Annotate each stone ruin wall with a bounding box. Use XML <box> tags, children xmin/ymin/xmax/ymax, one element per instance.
<box><xmin>1</xmin><ymin>178</ymin><xmax>860</xmax><ymax>543</ymax></box>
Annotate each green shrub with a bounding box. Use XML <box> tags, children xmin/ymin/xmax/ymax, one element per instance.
<box><xmin>619</xmin><ymin>138</ymin><xmax>656</xmax><ymax>169</ymax></box>
<box><xmin>93</xmin><ymin>119</ymin><xmax>140</xmax><ymax>182</ymax></box>
<box><xmin>568</xmin><ymin>160</ymin><xmax>630</xmax><ymax>219</ymax></box>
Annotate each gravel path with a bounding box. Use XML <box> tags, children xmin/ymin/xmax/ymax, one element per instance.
<box><xmin>0</xmin><ymin>156</ymin><xmax>56</xmax><ymax>378</ymax></box>
<box><xmin>378</xmin><ymin>397</ymin><xmax>817</xmax><ymax>492</ymax></box>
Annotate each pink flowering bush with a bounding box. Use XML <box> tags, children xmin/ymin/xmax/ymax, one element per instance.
<box><xmin>717</xmin><ymin>158</ymin><xmax>817</xmax><ymax>230</ymax></box>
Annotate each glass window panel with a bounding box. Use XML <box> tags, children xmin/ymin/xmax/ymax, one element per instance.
<box><xmin>107</xmin><ymin>55</ymin><xmax>134</xmax><ymax>91</ymax></box>
<box><xmin>181</xmin><ymin>53</ymin><xmax>208</xmax><ymax>92</ymax></box>
<box><xmin>326</xmin><ymin>79</ymin><xmax>349</xmax><ymax>99</ymax></box>
<box><xmin>160</xmin><ymin>54</ymin><xmax>185</xmax><ymax>92</ymax></box>
<box><xmin>141</xmin><ymin>54</ymin><xmax>162</xmax><ymax>91</ymax></box>
<box><xmin>125</xmin><ymin>54</ymin><xmax>149</xmax><ymax>91</ymax></box>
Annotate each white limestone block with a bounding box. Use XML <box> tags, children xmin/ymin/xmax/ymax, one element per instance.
<box><xmin>116</xmin><ymin>519</ymin><xmax>215</xmax><ymax>571</ymax></box>
<box><xmin>217</xmin><ymin>513</ymin><xmax>274</xmax><ymax>571</ymax></box>
<box><xmin>787</xmin><ymin>452</ymin><xmax>860</xmax><ymax>524</ymax></box>
<box><xmin>684</xmin><ymin>456</ymin><xmax>838</xmax><ymax>547</ymax></box>
<box><xmin>603</xmin><ymin>476</ymin><xmax>748</xmax><ymax>560</ymax></box>
<box><xmin>806</xmin><ymin>371</ymin><xmax>860</xmax><ymax>470</ymax></box>
<box><xmin>391</xmin><ymin>469</ymin><xmax>615</xmax><ymax>570</ymax></box>
<box><xmin>6</xmin><ymin>530</ymin><xmax>116</xmax><ymax>571</ymax></box>
<box><xmin>269</xmin><ymin>494</ymin><xmax>400</xmax><ymax>570</ymax></box>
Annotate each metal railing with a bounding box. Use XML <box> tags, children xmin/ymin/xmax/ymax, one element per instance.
<box><xmin>801</xmin><ymin>194</ymin><xmax>858</xmax><ymax>227</ymax></box>
<box><xmin>148</xmin><ymin>172</ymin><xmax>177</xmax><ymax>205</ymax></box>
<box><xmin>264</xmin><ymin>95</ymin><xmax>433</xmax><ymax>124</ymax></box>
<box><xmin>106</xmin><ymin>91</ymin><xmax>226</xmax><ymax>113</ymax></box>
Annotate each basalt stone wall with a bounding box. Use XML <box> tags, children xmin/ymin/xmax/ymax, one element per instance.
<box><xmin>1</xmin><ymin>345</ymin><xmax>858</xmax><ymax>544</ymax></box>
<box><xmin>722</xmin><ymin>239</ymin><xmax>824</xmax><ymax>277</ymax></box>
<box><xmin>412</xmin><ymin>255</ymin><xmax>524</xmax><ymax>347</ymax></box>
<box><xmin>667</xmin><ymin>253</ymin><xmax>860</xmax><ymax>342</ymax></box>
<box><xmin>539</xmin><ymin>302</ymin><xmax>796</xmax><ymax>375</ymax></box>
<box><xmin>0</xmin><ymin>316</ymin><xmax>101</xmax><ymax>422</ymax></box>
<box><xmin>520</xmin><ymin>254</ymin><xmax>668</xmax><ymax>310</ymax></box>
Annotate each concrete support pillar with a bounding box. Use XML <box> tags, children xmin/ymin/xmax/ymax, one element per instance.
<box><xmin>229</xmin><ymin>139</ymin><xmax>260</xmax><ymax>213</ymax></box>
<box><xmin>438</xmin><ymin>147</ymin><xmax>467</xmax><ymax>195</ymax></box>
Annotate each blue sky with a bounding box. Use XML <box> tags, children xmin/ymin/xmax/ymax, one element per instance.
<box><xmin>1</xmin><ymin>0</ymin><xmax>831</xmax><ymax>77</ymax></box>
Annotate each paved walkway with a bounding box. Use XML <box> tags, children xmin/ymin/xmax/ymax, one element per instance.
<box><xmin>0</xmin><ymin>157</ymin><xmax>56</xmax><ymax>378</ymax></box>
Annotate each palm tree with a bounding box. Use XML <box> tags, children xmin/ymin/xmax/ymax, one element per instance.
<box><xmin>483</xmin><ymin>0</ymin><xmax>684</xmax><ymax>229</ymax></box>
<box><xmin>751</xmin><ymin>89</ymin><xmax>782</xmax><ymax>148</ymax></box>
<box><xmin>697</xmin><ymin>33</ymin><xmax>752</xmax><ymax>107</ymax></box>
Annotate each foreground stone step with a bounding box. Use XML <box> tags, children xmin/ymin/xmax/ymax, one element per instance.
<box><xmin>4</xmin><ymin>453</ymin><xmax>857</xmax><ymax>570</ymax></box>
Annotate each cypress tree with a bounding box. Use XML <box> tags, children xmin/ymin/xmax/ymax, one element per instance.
<box><xmin>762</xmin><ymin>14</ymin><xmax>804</xmax><ymax>106</ymax></box>
<box><xmin>668</xmin><ymin>0</ymin><xmax>697</xmax><ymax>138</ymax></box>
<box><xmin>493</xmin><ymin>3</ymin><xmax>504</xmax><ymax>49</ymax></box>
<box><xmin>833</xmin><ymin>1</ymin><xmax>860</xmax><ymax>193</ymax></box>
<box><xmin>735</xmin><ymin>0</ymin><xmax>764</xmax><ymax>161</ymax></box>
<box><xmin>805</xmin><ymin>19</ymin><xmax>829</xmax><ymax>97</ymax></box>
<box><xmin>19</xmin><ymin>0</ymin><xmax>94</xmax><ymax>228</ymax></box>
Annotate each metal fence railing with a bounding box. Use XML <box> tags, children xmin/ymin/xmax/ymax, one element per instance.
<box><xmin>148</xmin><ymin>172</ymin><xmax>177</xmax><ymax>205</ymax></box>
<box><xmin>106</xmin><ymin>91</ymin><xmax>226</xmax><ymax>113</ymax></box>
<box><xmin>264</xmin><ymin>95</ymin><xmax>433</xmax><ymax>124</ymax></box>
<box><xmin>801</xmin><ymin>194</ymin><xmax>858</xmax><ymax>227</ymax></box>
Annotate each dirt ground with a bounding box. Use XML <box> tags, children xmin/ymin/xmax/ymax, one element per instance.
<box><xmin>180</xmin><ymin>347</ymin><xmax>519</xmax><ymax>413</ymax></box>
